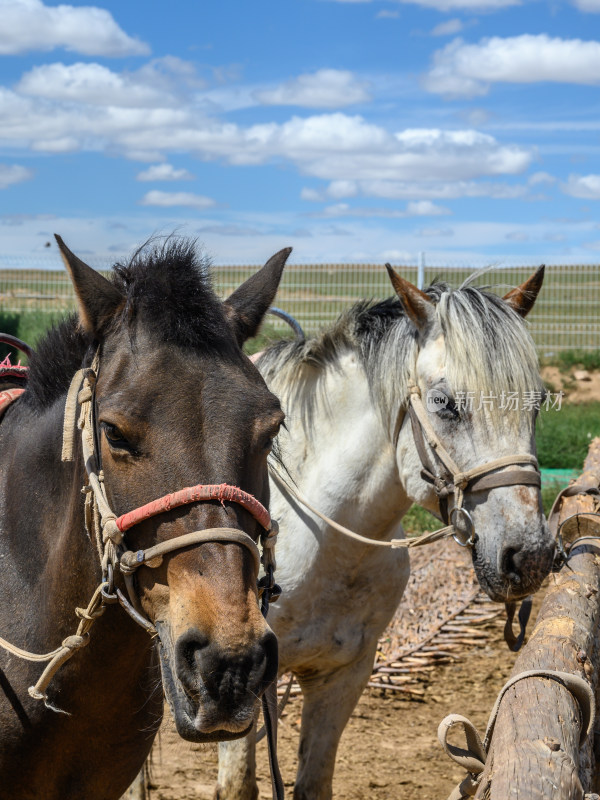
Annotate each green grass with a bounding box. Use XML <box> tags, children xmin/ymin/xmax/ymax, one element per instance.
<box><xmin>0</xmin><ymin>310</ymin><xmax>65</xmax><ymax>363</ymax></box>
<box><xmin>550</xmin><ymin>349</ymin><xmax>600</xmax><ymax>372</ymax></box>
<box><xmin>536</xmin><ymin>402</ymin><xmax>600</xmax><ymax>469</ymax></box>
<box><xmin>244</xmin><ymin>323</ymin><xmax>292</xmax><ymax>356</ymax></box>
<box><xmin>402</xmin><ymin>505</ymin><xmax>440</xmax><ymax>535</ymax></box>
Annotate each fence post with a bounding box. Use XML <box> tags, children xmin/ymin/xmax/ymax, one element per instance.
<box><xmin>417</xmin><ymin>252</ymin><xmax>425</xmax><ymax>290</ymax></box>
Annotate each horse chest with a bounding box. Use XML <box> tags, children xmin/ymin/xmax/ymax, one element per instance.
<box><xmin>271</xmin><ymin>549</ymin><xmax>408</xmax><ymax>672</ymax></box>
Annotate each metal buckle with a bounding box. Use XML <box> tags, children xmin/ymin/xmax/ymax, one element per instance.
<box><xmin>450</xmin><ymin>507</ymin><xmax>477</xmax><ymax>547</ymax></box>
<box><xmin>551</xmin><ymin>530</ymin><xmax>568</xmax><ymax>572</ymax></box>
<box><xmin>258</xmin><ymin>565</ymin><xmax>282</xmax><ymax>617</ymax></box>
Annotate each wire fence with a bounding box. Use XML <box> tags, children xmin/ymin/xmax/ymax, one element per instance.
<box><xmin>0</xmin><ymin>254</ymin><xmax>598</xmax><ymax>354</ymax></box>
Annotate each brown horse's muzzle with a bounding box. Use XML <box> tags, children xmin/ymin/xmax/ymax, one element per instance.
<box><xmin>157</xmin><ymin>621</ymin><xmax>278</xmax><ymax>741</ymax></box>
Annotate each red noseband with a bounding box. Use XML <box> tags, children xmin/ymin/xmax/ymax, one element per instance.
<box><xmin>115</xmin><ymin>482</ymin><xmax>271</xmax><ymax>534</ymax></box>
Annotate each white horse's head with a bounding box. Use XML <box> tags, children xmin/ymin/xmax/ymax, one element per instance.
<box><xmin>388</xmin><ymin>266</ymin><xmax>554</xmax><ymax>602</ymax></box>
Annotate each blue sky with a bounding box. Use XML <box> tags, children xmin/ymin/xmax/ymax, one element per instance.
<box><xmin>1</xmin><ymin>0</ymin><xmax>600</xmax><ymax>264</ymax></box>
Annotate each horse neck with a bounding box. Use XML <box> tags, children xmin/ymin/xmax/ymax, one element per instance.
<box><xmin>271</xmin><ymin>351</ymin><xmax>411</xmax><ymax>545</ymax></box>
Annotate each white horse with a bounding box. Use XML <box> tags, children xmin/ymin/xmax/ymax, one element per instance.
<box><xmin>216</xmin><ymin>267</ymin><xmax>555</xmax><ymax>800</ymax></box>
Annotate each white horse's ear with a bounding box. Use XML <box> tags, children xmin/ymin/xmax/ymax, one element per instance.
<box><xmin>385</xmin><ymin>264</ymin><xmax>435</xmax><ymax>332</ymax></box>
<box><xmin>55</xmin><ymin>234</ymin><xmax>125</xmax><ymax>336</ymax></box>
<box><xmin>502</xmin><ymin>265</ymin><xmax>545</xmax><ymax>318</ymax></box>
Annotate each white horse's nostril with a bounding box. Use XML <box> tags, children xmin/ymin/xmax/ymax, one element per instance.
<box><xmin>501</xmin><ymin>547</ymin><xmax>523</xmax><ymax>584</ymax></box>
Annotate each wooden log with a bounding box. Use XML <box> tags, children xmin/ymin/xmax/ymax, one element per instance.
<box><xmin>474</xmin><ymin>437</ymin><xmax>600</xmax><ymax>800</ymax></box>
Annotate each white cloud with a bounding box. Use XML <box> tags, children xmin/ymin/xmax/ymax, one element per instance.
<box><xmin>17</xmin><ymin>58</ymin><xmax>203</xmax><ymax>108</ymax></box>
<box><xmin>0</xmin><ymin>163</ymin><xmax>33</xmax><ymax>189</ymax></box>
<box><xmin>139</xmin><ymin>191</ymin><xmax>216</xmax><ymax>209</ymax></box>
<box><xmin>2</xmin><ymin>208</ymin><xmax>598</xmax><ymax>264</ymax></box>
<box><xmin>254</xmin><ymin>70</ymin><xmax>371</xmax><ymax>108</ymax></box>
<box><xmin>431</xmin><ymin>18</ymin><xmax>463</xmax><ymax>36</ymax></box>
<box><xmin>528</xmin><ymin>171</ymin><xmax>555</xmax><ymax>186</ymax></box>
<box><xmin>327</xmin><ymin>0</ymin><xmax>518</xmax><ymax>9</ymax></box>
<box><xmin>327</xmin><ymin>180</ymin><xmax>360</xmax><ymax>199</ymax></box>
<box><xmin>376</xmin><ymin>10</ymin><xmax>400</xmax><ymax>17</ymax></box>
<box><xmin>562</xmin><ymin>174</ymin><xmax>600</xmax><ymax>199</ymax></box>
<box><xmin>306</xmin><ymin>178</ymin><xmax>528</xmax><ymax>201</ymax></box>
<box><xmin>316</xmin><ymin>200</ymin><xmax>451</xmax><ymax>217</ymax></box>
<box><xmin>424</xmin><ymin>35</ymin><xmax>600</xmax><ymax>98</ymax></box>
<box><xmin>300</xmin><ymin>187</ymin><xmax>325</xmax><ymax>202</ymax></box>
<box><xmin>462</xmin><ymin>109</ymin><xmax>492</xmax><ymax>126</ymax></box>
<box><xmin>136</xmin><ymin>164</ymin><xmax>195</xmax><ymax>182</ymax></box>
<box><xmin>0</xmin><ymin>0</ymin><xmax>149</xmax><ymax>56</ymax></box>
<box><xmin>415</xmin><ymin>227</ymin><xmax>454</xmax><ymax>237</ymax></box>
<box><xmin>406</xmin><ymin>200</ymin><xmax>451</xmax><ymax>215</ymax></box>
<box><xmin>571</xmin><ymin>0</ymin><xmax>600</xmax><ymax>10</ymax></box>
<box><xmin>0</xmin><ymin>76</ymin><xmax>533</xmax><ymax>185</ymax></box>
<box><xmin>17</xmin><ymin>62</ymin><xmax>170</xmax><ymax>108</ymax></box>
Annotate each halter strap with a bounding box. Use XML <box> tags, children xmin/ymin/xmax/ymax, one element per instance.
<box><xmin>119</xmin><ymin>527</ymin><xmax>261</xmax><ymax>575</ymax></box>
<box><xmin>407</xmin><ymin>387</ymin><xmax>540</xmax><ymax>527</ymax></box>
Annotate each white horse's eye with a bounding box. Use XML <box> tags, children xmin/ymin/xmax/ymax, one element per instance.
<box><xmin>438</xmin><ymin>399</ymin><xmax>460</xmax><ymax>421</ymax></box>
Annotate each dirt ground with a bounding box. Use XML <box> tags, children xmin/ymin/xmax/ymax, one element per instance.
<box><xmin>146</xmin><ymin>610</ymin><xmax>519</xmax><ymax>800</ymax></box>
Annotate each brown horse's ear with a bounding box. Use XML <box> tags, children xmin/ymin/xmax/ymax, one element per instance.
<box><xmin>502</xmin><ymin>265</ymin><xmax>545</xmax><ymax>318</ymax></box>
<box><xmin>385</xmin><ymin>264</ymin><xmax>435</xmax><ymax>332</ymax></box>
<box><xmin>55</xmin><ymin>234</ymin><xmax>125</xmax><ymax>336</ymax></box>
<box><xmin>224</xmin><ymin>247</ymin><xmax>292</xmax><ymax>344</ymax></box>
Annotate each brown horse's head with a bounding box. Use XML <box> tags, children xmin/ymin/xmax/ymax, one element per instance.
<box><xmin>59</xmin><ymin>237</ymin><xmax>290</xmax><ymax>741</ymax></box>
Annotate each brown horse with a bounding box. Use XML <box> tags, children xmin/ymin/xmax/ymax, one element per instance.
<box><xmin>0</xmin><ymin>237</ymin><xmax>290</xmax><ymax>799</ymax></box>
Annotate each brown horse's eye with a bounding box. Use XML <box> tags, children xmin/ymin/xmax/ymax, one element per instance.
<box><xmin>264</xmin><ymin>421</ymin><xmax>283</xmax><ymax>453</ymax></box>
<box><xmin>101</xmin><ymin>422</ymin><xmax>131</xmax><ymax>450</ymax></box>
<box><xmin>264</xmin><ymin>435</ymin><xmax>275</xmax><ymax>454</ymax></box>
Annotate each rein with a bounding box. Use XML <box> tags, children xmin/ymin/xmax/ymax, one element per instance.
<box><xmin>438</xmin><ymin>666</ymin><xmax>595</xmax><ymax>800</ymax></box>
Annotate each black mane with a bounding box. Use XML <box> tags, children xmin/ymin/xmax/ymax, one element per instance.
<box><xmin>23</xmin><ymin>239</ymin><xmax>232</xmax><ymax>410</ymax></box>
<box><xmin>112</xmin><ymin>238</ymin><xmax>230</xmax><ymax>351</ymax></box>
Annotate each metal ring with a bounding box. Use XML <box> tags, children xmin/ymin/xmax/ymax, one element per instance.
<box><xmin>450</xmin><ymin>507</ymin><xmax>477</xmax><ymax>547</ymax></box>
<box><xmin>557</xmin><ymin>511</ymin><xmax>600</xmax><ymax>540</ymax></box>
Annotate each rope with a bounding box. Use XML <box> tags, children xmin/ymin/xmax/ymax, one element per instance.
<box><xmin>115</xmin><ymin>482</ymin><xmax>271</xmax><ymax>535</ymax></box>
<box><xmin>408</xmin><ymin>388</ymin><xmax>540</xmax><ymax>528</ymax></box>
<box><xmin>268</xmin><ymin>464</ymin><xmax>455</xmax><ymax>550</ymax></box>
<box><xmin>268</xmin><ymin>385</ymin><xmax>539</xmax><ymax>556</ymax></box>
<box><xmin>439</xmin><ymin>670</ymin><xmax>595</xmax><ymax>799</ymax></box>
<box><xmin>119</xmin><ymin>528</ymin><xmax>261</xmax><ymax>575</ymax></box>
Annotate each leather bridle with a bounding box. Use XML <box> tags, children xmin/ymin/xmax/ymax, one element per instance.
<box><xmin>61</xmin><ymin>350</ymin><xmax>280</xmax><ymax>630</ymax></box>
<box><xmin>405</xmin><ymin>385</ymin><xmax>541</xmax><ymax>547</ymax></box>
<box><xmin>406</xmin><ymin>385</ymin><xmax>544</xmax><ymax>652</ymax></box>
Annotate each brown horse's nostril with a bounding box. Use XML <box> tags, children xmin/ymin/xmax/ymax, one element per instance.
<box><xmin>175</xmin><ymin>629</ymin><xmax>211</xmax><ymax>685</ymax></box>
